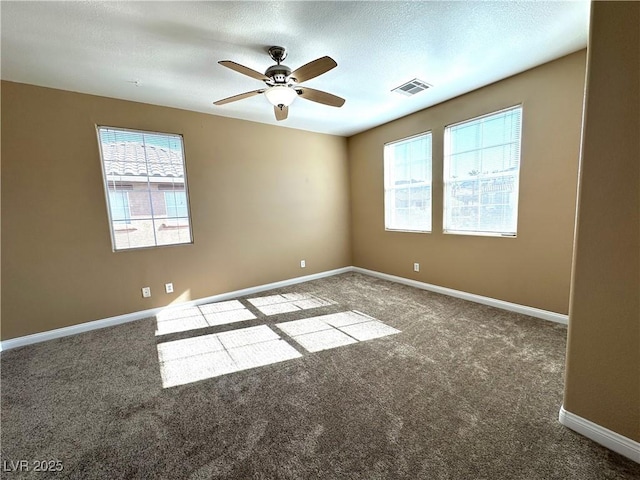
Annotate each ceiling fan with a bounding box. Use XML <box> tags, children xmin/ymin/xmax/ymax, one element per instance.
<box><xmin>213</xmin><ymin>46</ymin><xmax>345</xmax><ymax>121</ymax></box>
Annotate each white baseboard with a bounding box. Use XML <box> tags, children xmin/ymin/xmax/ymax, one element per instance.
<box><xmin>1</xmin><ymin>265</ymin><xmax>567</xmax><ymax>352</ymax></box>
<box><xmin>0</xmin><ymin>267</ymin><xmax>352</xmax><ymax>352</ymax></box>
<box><xmin>352</xmin><ymin>267</ymin><xmax>568</xmax><ymax>325</ymax></box>
<box><xmin>559</xmin><ymin>406</ymin><xmax>640</xmax><ymax>463</ymax></box>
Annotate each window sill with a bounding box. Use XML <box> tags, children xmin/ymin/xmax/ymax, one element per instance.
<box><xmin>385</xmin><ymin>228</ymin><xmax>431</xmax><ymax>234</ymax></box>
<box><xmin>443</xmin><ymin>230</ymin><xmax>517</xmax><ymax>238</ymax></box>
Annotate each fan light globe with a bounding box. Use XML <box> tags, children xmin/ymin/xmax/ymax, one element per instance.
<box><xmin>264</xmin><ymin>86</ymin><xmax>297</xmax><ymax>107</ymax></box>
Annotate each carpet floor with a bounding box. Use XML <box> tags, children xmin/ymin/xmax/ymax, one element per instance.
<box><xmin>1</xmin><ymin>272</ymin><xmax>639</xmax><ymax>479</ymax></box>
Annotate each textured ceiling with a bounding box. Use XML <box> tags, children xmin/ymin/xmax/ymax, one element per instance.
<box><xmin>0</xmin><ymin>1</ymin><xmax>590</xmax><ymax>136</ymax></box>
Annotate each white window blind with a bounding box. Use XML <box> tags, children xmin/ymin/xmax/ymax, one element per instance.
<box><xmin>443</xmin><ymin>106</ymin><xmax>522</xmax><ymax>236</ymax></box>
<box><xmin>384</xmin><ymin>132</ymin><xmax>432</xmax><ymax>232</ymax></box>
<box><xmin>97</xmin><ymin>126</ymin><xmax>193</xmax><ymax>251</ymax></box>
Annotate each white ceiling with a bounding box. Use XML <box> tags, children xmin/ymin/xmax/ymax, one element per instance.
<box><xmin>1</xmin><ymin>1</ymin><xmax>590</xmax><ymax>137</ymax></box>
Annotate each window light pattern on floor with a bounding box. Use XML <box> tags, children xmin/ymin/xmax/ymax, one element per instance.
<box><xmin>276</xmin><ymin>311</ymin><xmax>401</xmax><ymax>353</ymax></box>
<box><xmin>157</xmin><ymin>325</ymin><xmax>302</xmax><ymax>388</ymax></box>
<box><xmin>155</xmin><ymin>300</ymin><xmax>255</xmax><ymax>336</ymax></box>
<box><xmin>247</xmin><ymin>293</ymin><xmax>336</xmax><ymax>316</ymax></box>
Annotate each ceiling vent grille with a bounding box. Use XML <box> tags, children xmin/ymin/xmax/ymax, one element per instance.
<box><xmin>392</xmin><ymin>79</ymin><xmax>432</xmax><ymax>96</ymax></box>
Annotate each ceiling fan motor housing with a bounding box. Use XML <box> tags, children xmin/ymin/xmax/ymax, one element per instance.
<box><xmin>265</xmin><ymin>64</ymin><xmax>292</xmax><ymax>84</ymax></box>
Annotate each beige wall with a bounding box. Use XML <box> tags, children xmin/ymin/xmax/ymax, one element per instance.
<box><xmin>348</xmin><ymin>51</ymin><xmax>586</xmax><ymax>314</ymax></box>
<box><xmin>564</xmin><ymin>1</ymin><xmax>640</xmax><ymax>442</ymax></box>
<box><xmin>1</xmin><ymin>82</ymin><xmax>351</xmax><ymax>340</ymax></box>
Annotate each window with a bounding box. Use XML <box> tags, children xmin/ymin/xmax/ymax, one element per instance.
<box><xmin>384</xmin><ymin>132</ymin><xmax>432</xmax><ymax>232</ymax></box>
<box><xmin>97</xmin><ymin>126</ymin><xmax>193</xmax><ymax>250</ymax></box>
<box><xmin>443</xmin><ymin>106</ymin><xmax>522</xmax><ymax>236</ymax></box>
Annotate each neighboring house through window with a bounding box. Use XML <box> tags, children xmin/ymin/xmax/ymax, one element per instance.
<box><xmin>97</xmin><ymin>126</ymin><xmax>193</xmax><ymax>250</ymax></box>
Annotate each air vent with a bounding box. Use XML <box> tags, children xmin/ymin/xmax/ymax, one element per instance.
<box><xmin>392</xmin><ymin>78</ymin><xmax>432</xmax><ymax>96</ymax></box>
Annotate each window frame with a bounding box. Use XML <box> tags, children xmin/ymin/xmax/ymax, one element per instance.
<box><xmin>96</xmin><ymin>125</ymin><xmax>194</xmax><ymax>251</ymax></box>
<box><xmin>443</xmin><ymin>105</ymin><xmax>523</xmax><ymax>238</ymax></box>
<box><xmin>383</xmin><ymin>130</ymin><xmax>433</xmax><ymax>234</ymax></box>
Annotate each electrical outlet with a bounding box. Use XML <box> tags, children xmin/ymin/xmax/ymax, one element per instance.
<box><xmin>300</xmin><ymin>260</ymin><xmax>306</xmax><ymax>268</ymax></box>
<box><xmin>165</xmin><ymin>283</ymin><xmax>174</xmax><ymax>294</ymax></box>
<box><xmin>413</xmin><ymin>263</ymin><xmax>420</xmax><ymax>272</ymax></box>
<box><xmin>141</xmin><ymin>287</ymin><xmax>151</xmax><ymax>298</ymax></box>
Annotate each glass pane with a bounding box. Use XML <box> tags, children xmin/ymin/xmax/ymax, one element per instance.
<box><xmin>482</xmin><ymin>116</ymin><xmax>510</xmax><ymax>148</ymax></box>
<box><xmin>165</xmin><ymin>191</ymin><xmax>188</xmax><ymax>218</ymax></box>
<box><xmin>451</xmin><ymin>122</ymin><xmax>480</xmax><ymax>153</ymax></box>
<box><xmin>108</xmin><ymin>191</ymin><xmax>130</xmax><ymax>223</ymax></box>
<box><xmin>156</xmin><ymin>217</ymin><xmax>192</xmax><ymax>246</ymax></box>
<box><xmin>112</xmin><ymin>219</ymin><xmax>156</xmax><ymax>250</ymax></box>
<box><xmin>449</xmin><ymin>150</ymin><xmax>481</xmax><ymax>179</ymax></box>
<box><xmin>394</xmin><ymin>187</ymin><xmax>410</xmax><ymax>208</ymax></box>
<box><xmin>128</xmin><ymin>188</ymin><xmax>153</xmax><ymax>218</ymax></box>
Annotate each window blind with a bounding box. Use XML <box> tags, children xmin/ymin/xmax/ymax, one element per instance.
<box><xmin>443</xmin><ymin>106</ymin><xmax>522</xmax><ymax>236</ymax></box>
<box><xmin>384</xmin><ymin>132</ymin><xmax>433</xmax><ymax>232</ymax></box>
<box><xmin>97</xmin><ymin>126</ymin><xmax>193</xmax><ymax>251</ymax></box>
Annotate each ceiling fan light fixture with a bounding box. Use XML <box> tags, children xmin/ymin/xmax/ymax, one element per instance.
<box><xmin>264</xmin><ymin>86</ymin><xmax>297</xmax><ymax>108</ymax></box>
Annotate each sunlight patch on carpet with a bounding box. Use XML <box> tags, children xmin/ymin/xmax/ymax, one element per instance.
<box><xmin>155</xmin><ymin>300</ymin><xmax>256</xmax><ymax>336</ymax></box>
<box><xmin>157</xmin><ymin>325</ymin><xmax>302</xmax><ymax>388</ymax></box>
<box><xmin>276</xmin><ymin>311</ymin><xmax>401</xmax><ymax>352</ymax></box>
<box><xmin>247</xmin><ymin>293</ymin><xmax>336</xmax><ymax>316</ymax></box>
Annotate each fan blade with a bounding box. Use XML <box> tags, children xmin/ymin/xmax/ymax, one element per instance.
<box><xmin>297</xmin><ymin>87</ymin><xmax>345</xmax><ymax>107</ymax></box>
<box><xmin>274</xmin><ymin>105</ymin><xmax>289</xmax><ymax>121</ymax></box>
<box><xmin>290</xmin><ymin>56</ymin><xmax>337</xmax><ymax>83</ymax></box>
<box><xmin>218</xmin><ymin>60</ymin><xmax>269</xmax><ymax>81</ymax></box>
<box><xmin>213</xmin><ymin>89</ymin><xmax>265</xmax><ymax>105</ymax></box>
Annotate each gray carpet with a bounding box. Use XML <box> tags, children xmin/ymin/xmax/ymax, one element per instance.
<box><xmin>2</xmin><ymin>272</ymin><xmax>639</xmax><ymax>479</ymax></box>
